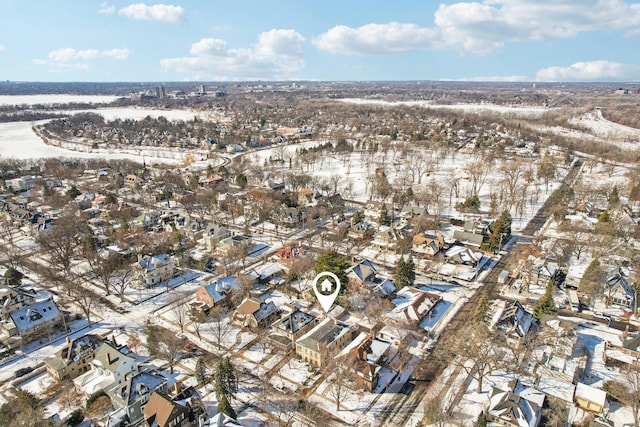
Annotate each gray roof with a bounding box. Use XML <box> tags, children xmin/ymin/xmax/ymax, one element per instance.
<box><xmin>9</xmin><ymin>299</ymin><xmax>61</xmax><ymax>332</ymax></box>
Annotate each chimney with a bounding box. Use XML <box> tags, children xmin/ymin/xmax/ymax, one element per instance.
<box><xmin>107</xmin><ymin>352</ymin><xmax>112</xmax><ymax>365</ymax></box>
<box><xmin>174</xmin><ymin>381</ymin><xmax>181</xmax><ymax>395</ymax></box>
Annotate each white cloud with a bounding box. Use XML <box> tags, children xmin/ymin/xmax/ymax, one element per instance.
<box><xmin>118</xmin><ymin>3</ymin><xmax>185</xmax><ymax>23</ymax></box>
<box><xmin>313</xmin><ymin>22</ymin><xmax>438</xmax><ymax>55</ymax></box>
<box><xmin>36</xmin><ymin>47</ymin><xmax>132</xmax><ymax>73</ymax></box>
<box><xmin>446</xmin><ymin>75</ymin><xmax>530</xmax><ymax>82</ymax></box>
<box><xmin>102</xmin><ymin>48</ymin><xmax>132</xmax><ymax>60</ymax></box>
<box><xmin>47</xmin><ymin>48</ymin><xmax>132</xmax><ymax>62</ymax></box>
<box><xmin>314</xmin><ymin>0</ymin><xmax>640</xmax><ymax>55</ymax></box>
<box><xmin>99</xmin><ymin>2</ymin><xmax>116</xmax><ymax>14</ymax></box>
<box><xmin>535</xmin><ymin>60</ymin><xmax>639</xmax><ymax>81</ymax></box>
<box><xmin>161</xmin><ymin>29</ymin><xmax>306</xmax><ymax>80</ymax></box>
<box><xmin>0</xmin><ymin>44</ymin><xmax>5</xmax><ymax>53</ymax></box>
<box><xmin>189</xmin><ymin>38</ymin><xmax>227</xmax><ymax>56</ymax></box>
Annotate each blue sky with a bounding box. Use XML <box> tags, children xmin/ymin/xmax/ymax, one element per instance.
<box><xmin>1</xmin><ymin>0</ymin><xmax>639</xmax><ymax>82</ymax></box>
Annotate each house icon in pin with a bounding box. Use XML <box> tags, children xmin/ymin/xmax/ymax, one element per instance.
<box><xmin>320</xmin><ymin>278</ymin><xmax>333</xmax><ymax>293</ymax></box>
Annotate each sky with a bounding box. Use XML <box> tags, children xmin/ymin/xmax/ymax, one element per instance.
<box><xmin>1</xmin><ymin>0</ymin><xmax>639</xmax><ymax>83</ymax></box>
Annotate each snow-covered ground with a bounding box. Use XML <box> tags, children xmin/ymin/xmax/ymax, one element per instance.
<box><xmin>338</xmin><ymin>98</ymin><xmax>553</xmax><ymax>118</ymax></box>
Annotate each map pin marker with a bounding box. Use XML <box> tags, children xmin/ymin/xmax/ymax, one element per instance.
<box><xmin>312</xmin><ymin>272</ymin><xmax>341</xmax><ymax>313</ymax></box>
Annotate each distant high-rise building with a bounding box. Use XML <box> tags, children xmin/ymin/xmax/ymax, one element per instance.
<box><xmin>198</xmin><ymin>84</ymin><xmax>206</xmax><ymax>95</ymax></box>
<box><xmin>157</xmin><ymin>84</ymin><xmax>166</xmax><ymax>99</ymax></box>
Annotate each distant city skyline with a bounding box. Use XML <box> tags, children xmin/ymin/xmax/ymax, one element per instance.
<box><xmin>1</xmin><ymin>0</ymin><xmax>640</xmax><ymax>82</ymax></box>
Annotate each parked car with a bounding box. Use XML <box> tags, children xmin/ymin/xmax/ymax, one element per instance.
<box><xmin>14</xmin><ymin>366</ymin><xmax>34</xmax><ymax>378</ymax></box>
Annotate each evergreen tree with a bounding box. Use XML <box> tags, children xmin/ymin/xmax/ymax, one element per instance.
<box><xmin>533</xmin><ymin>283</ymin><xmax>557</xmax><ymax>320</ymax></box>
<box><xmin>488</xmin><ymin>210</ymin><xmax>512</xmax><ymax>251</ymax></box>
<box><xmin>235</xmin><ymin>173</ymin><xmax>247</xmax><ymax>189</ymax></box>
<box><xmin>67</xmin><ymin>185</ymin><xmax>81</xmax><ymax>199</ymax></box>
<box><xmin>145</xmin><ymin>322</ymin><xmax>159</xmax><ymax>356</ymax></box>
<box><xmin>394</xmin><ymin>256</ymin><xmax>415</xmax><ymax>289</ymax></box>
<box><xmin>609</xmin><ymin>185</ymin><xmax>620</xmax><ymax>207</ymax></box>
<box><xmin>215</xmin><ymin>358</ymin><xmax>237</xmax><ymax>401</ymax></box>
<box><xmin>475</xmin><ymin>410</ymin><xmax>488</xmax><ymax>427</ymax></box>
<box><xmin>314</xmin><ymin>250</ymin><xmax>349</xmax><ymax>288</ymax></box>
<box><xmin>379</xmin><ymin>203</ymin><xmax>391</xmax><ymax>226</ymax></box>
<box><xmin>352</xmin><ymin>210</ymin><xmax>363</xmax><ymax>224</ymax></box>
<box><xmin>474</xmin><ymin>292</ymin><xmax>491</xmax><ymax>324</ymax></box>
<box><xmin>217</xmin><ymin>394</ymin><xmax>237</xmax><ymax>419</ymax></box>
<box><xmin>4</xmin><ymin>267</ymin><xmax>23</xmax><ymax>287</ymax></box>
<box><xmin>195</xmin><ymin>357</ymin><xmax>207</xmax><ymax>386</ymax></box>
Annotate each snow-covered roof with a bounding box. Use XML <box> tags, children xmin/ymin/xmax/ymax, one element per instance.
<box><xmin>536</xmin><ymin>374</ymin><xmax>575</xmax><ymax>403</ymax></box>
<box><xmin>138</xmin><ymin>254</ymin><xmax>171</xmax><ymax>272</ymax></box>
<box><xmin>296</xmin><ymin>317</ymin><xmax>351</xmax><ymax>351</ymax></box>
<box><xmin>390</xmin><ymin>286</ymin><xmax>440</xmax><ymax>324</ymax></box>
<box><xmin>575</xmin><ymin>382</ymin><xmax>607</xmax><ymax>407</ymax></box>
<box><xmin>445</xmin><ymin>245</ymin><xmax>483</xmax><ymax>264</ymax></box>
<box><xmin>9</xmin><ymin>299</ymin><xmax>61</xmax><ymax>332</ymax></box>
<box><xmin>348</xmin><ymin>259</ymin><xmax>376</xmax><ymax>282</ymax></box>
<box><xmin>495</xmin><ymin>300</ymin><xmax>534</xmax><ymax>338</ymax></box>
<box><xmin>203</xmin><ymin>276</ymin><xmax>238</xmax><ymax>303</ymax></box>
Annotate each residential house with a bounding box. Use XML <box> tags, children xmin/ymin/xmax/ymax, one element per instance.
<box><xmin>531</xmin><ymin>258</ymin><xmax>559</xmax><ymax>287</ymax></box>
<box><xmin>445</xmin><ymin>245</ymin><xmax>482</xmax><ymax>266</ymax></box>
<box><xmin>136</xmin><ymin>254</ymin><xmax>174</xmax><ymax>288</ymax></box>
<box><xmin>298</xmin><ymin>189</ymin><xmax>322</xmax><ymax>207</ymax></box>
<box><xmin>347</xmin><ymin>221</ymin><xmax>374</xmax><ymax>240</ymax></box>
<box><xmin>371</xmin><ymin>226</ymin><xmax>400</xmax><ymax>253</ymax></box>
<box><xmin>142</xmin><ymin>391</ymin><xmax>192</xmax><ymax>427</ymax></box>
<box><xmin>486</xmin><ymin>383</ymin><xmax>544</xmax><ymax>427</ymax></box>
<box><xmin>73</xmin><ymin>342</ymin><xmax>139</xmax><ymax>396</ymax></box>
<box><xmin>363</xmin><ymin>200</ymin><xmax>385</xmax><ymax>222</ymax></box>
<box><xmin>192</xmin><ymin>276</ymin><xmax>238</xmax><ymax>312</ymax></box>
<box><xmin>272</xmin><ymin>205</ymin><xmax>300</xmax><ymax>227</ymax></box>
<box><xmin>495</xmin><ymin>300</ymin><xmax>535</xmax><ymax>342</ymax></box>
<box><xmin>604</xmin><ymin>271</ymin><xmax>634</xmax><ymax>308</ymax></box>
<box><xmin>0</xmin><ymin>285</ymin><xmax>36</xmax><ymax>320</ymax></box>
<box><xmin>275</xmin><ymin>245</ymin><xmax>307</xmax><ymax>266</ymax></box>
<box><xmin>124</xmin><ymin>174</ymin><xmax>140</xmax><ymax>188</ymax></box>
<box><xmin>295</xmin><ymin>317</ymin><xmax>354</xmax><ymax>368</ymax></box>
<box><xmin>412</xmin><ymin>232</ymin><xmax>445</xmax><ymax>259</ymax></box>
<box><xmin>231</xmin><ymin>297</ymin><xmax>280</xmax><ymax>329</ymax></box>
<box><xmin>336</xmin><ymin>332</ymin><xmax>391</xmax><ymax>392</ymax></box>
<box><xmin>271</xmin><ymin>308</ymin><xmax>319</xmax><ymax>348</ymax></box>
<box><xmin>203</xmin><ymin>224</ymin><xmax>232</xmax><ymax>252</ymax></box>
<box><xmin>399</xmin><ymin>205</ymin><xmax>427</xmax><ymax>219</ymax></box>
<box><xmin>1</xmin><ymin>298</ymin><xmax>63</xmax><ymax>349</ymax></box>
<box><xmin>45</xmin><ymin>334</ymin><xmax>105</xmax><ymax>381</ymax></box>
<box><xmin>207</xmin><ymin>413</ymin><xmax>242</xmax><ymax>426</ymax></box>
<box><xmin>5</xmin><ymin>176</ymin><xmax>37</xmax><ymax>192</ymax></box>
<box><xmin>389</xmin><ymin>287</ymin><xmax>440</xmax><ymax>328</ymax></box>
<box><xmin>217</xmin><ymin>234</ymin><xmax>252</xmax><ymax>257</ymax></box>
<box><xmin>452</xmin><ymin>229</ymin><xmax>484</xmax><ymax>248</ymax></box>
<box><xmin>347</xmin><ymin>259</ymin><xmax>377</xmax><ymax>287</ymax></box>
<box><xmin>109</xmin><ymin>371</ymin><xmax>169</xmax><ymax>426</ymax></box>
<box><xmin>574</xmin><ymin>382</ymin><xmax>607</xmax><ymax>414</ymax></box>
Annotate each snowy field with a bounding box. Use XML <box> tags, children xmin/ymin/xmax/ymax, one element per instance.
<box><xmin>338</xmin><ymin>98</ymin><xmax>553</xmax><ymax>118</ymax></box>
<box><xmin>61</xmin><ymin>107</ymin><xmax>200</xmax><ymax>122</ymax></box>
<box><xmin>248</xmin><ymin>140</ymin><xmax>566</xmax><ymax>232</ymax></box>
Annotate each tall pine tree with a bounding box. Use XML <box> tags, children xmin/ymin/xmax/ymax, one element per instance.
<box><xmin>379</xmin><ymin>203</ymin><xmax>391</xmax><ymax>226</ymax></box>
<box><xmin>195</xmin><ymin>357</ymin><xmax>207</xmax><ymax>386</ymax></box>
<box><xmin>215</xmin><ymin>358</ymin><xmax>238</xmax><ymax>419</ymax></box>
<box><xmin>394</xmin><ymin>256</ymin><xmax>415</xmax><ymax>289</ymax></box>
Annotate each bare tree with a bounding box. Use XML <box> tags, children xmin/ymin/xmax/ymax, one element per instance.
<box><xmin>207</xmin><ymin>305</ymin><xmax>233</xmax><ymax>352</ymax></box>
<box><xmin>0</xmin><ymin>216</ymin><xmax>25</xmax><ymax>269</ymax></box>
<box><xmin>112</xmin><ymin>267</ymin><xmax>134</xmax><ymax>303</ymax></box>
<box><xmin>169</xmin><ymin>293</ymin><xmax>190</xmax><ymax>334</ymax></box>
<box><xmin>36</xmin><ymin>213</ymin><xmax>82</xmax><ymax>278</ymax></box>
<box><xmin>67</xmin><ymin>280</ymin><xmax>99</xmax><ymax>327</ymax></box>
<box><xmin>436</xmin><ymin>323</ymin><xmax>510</xmax><ymax>393</ymax></box>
